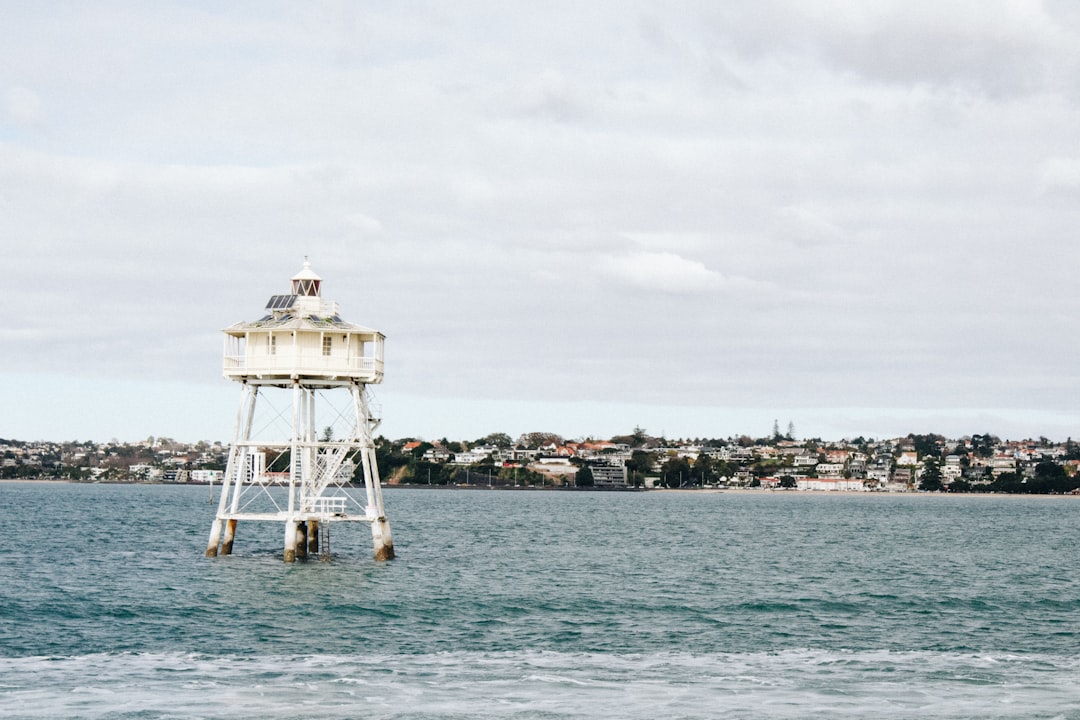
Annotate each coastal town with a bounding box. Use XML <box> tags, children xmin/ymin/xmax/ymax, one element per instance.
<box><xmin>5</xmin><ymin>427</ymin><xmax>1080</xmax><ymax>494</ymax></box>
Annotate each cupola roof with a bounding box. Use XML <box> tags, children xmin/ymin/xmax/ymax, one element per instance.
<box><xmin>291</xmin><ymin>260</ymin><xmax>321</xmax><ymax>282</ymax></box>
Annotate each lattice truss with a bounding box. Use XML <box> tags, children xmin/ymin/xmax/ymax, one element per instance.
<box><xmin>220</xmin><ymin>384</ymin><xmax>382</xmax><ymax>518</ymax></box>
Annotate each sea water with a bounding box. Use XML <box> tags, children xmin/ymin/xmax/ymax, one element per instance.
<box><xmin>1</xmin><ymin>483</ymin><xmax>1078</xmax><ymax>719</ymax></box>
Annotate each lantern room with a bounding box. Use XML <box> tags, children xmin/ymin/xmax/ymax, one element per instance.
<box><xmin>222</xmin><ymin>261</ymin><xmax>385</xmax><ymax>385</ymax></box>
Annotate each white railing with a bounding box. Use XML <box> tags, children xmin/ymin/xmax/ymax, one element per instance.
<box><xmin>313</xmin><ymin>496</ymin><xmax>347</xmax><ymax>516</ymax></box>
<box><xmin>224</xmin><ymin>355</ymin><xmax>383</xmax><ymax>378</ymax></box>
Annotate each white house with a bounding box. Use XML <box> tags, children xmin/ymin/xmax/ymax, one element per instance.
<box><xmin>451</xmin><ymin>449</ymin><xmax>493</xmax><ymax>465</ymax></box>
<box><xmin>815</xmin><ymin>463</ymin><xmax>845</xmax><ymax>479</ymax></box>
<box><xmin>191</xmin><ymin>469</ymin><xmax>225</xmax><ymax>484</ymax></box>
<box><xmin>590</xmin><ymin>464</ymin><xmax>628</xmax><ymax>487</ymax></box>
<box><xmin>797</xmin><ymin>477</ymin><xmax>864</xmax><ymax>491</ymax></box>
<box><xmin>991</xmin><ymin>454</ymin><xmax>1017</xmax><ymax>476</ymax></box>
<box><xmin>897</xmin><ymin>451</ymin><xmax>919</xmax><ymax>466</ymax></box>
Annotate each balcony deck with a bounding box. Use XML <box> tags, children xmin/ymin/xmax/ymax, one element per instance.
<box><xmin>223</xmin><ymin>353</ymin><xmax>384</xmax><ymax>383</ymax></box>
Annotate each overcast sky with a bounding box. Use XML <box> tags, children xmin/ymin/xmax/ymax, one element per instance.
<box><xmin>3</xmin><ymin>1</ymin><xmax>1080</xmax><ymax>444</ymax></box>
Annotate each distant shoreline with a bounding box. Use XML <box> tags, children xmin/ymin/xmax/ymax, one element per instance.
<box><xmin>5</xmin><ymin>477</ymin><xmax>1076</xmax><ymax>498</ymax></box>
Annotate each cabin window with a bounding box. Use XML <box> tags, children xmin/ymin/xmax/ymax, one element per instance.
<box><xmin>322</xmin><ymin>336</ymin><xmax>332</xmax><ymax>356</ymax></box>
<box><xmin>269</xmin><ymin>335</ymin><xmax>277</xmax><ymax>355</ymax></box>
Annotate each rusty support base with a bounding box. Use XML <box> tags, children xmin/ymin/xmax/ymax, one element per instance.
<box><xmin>221</xmin><ymin>519</ymin><xmax>238</xmax><ymax>556</ymax></box>
<box><xmin>284</xmin><ymin>521</ymin><xmax>297</xmax><ymax>563</ymax></box>
<box><xmin>371</xmin><ymin>517</ymin><xmax>395</xmax><ymax>561</ymax></box>
<box><xmin>205</xmin><ymin>518</ymin><xmax>223</xmax><ymax>557</ymax></box>
<box><xmin>308</xmin><ymin>520</ymin><xmax>319</xmax><ymax>555</ymax></box>
<box><xmin>296</xmin><ymin>522</ymin><xmax>308</xmax><ymax>559</ymax></box>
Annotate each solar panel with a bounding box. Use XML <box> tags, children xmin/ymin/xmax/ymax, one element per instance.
<box><xmin>265</xmin><ymin>294</ymin><xmax>298</xmax><ymax>310</ymax></box>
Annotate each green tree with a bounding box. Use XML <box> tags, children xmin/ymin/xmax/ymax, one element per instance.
<box><xmin>948</xmin><ymin>477</ymin><xmax>972</xmax><ymax>493</ymax></box>
<box><xmin>971</xmin><ymin>433</ymin><xmax>997</xmax><ymax>458</ymax></box>
<box><xmin>371</xmin><ymin>437</ymin><xmax>410</xmax><ymax>481</ymax></box>
<box><xmin>267</xmin><ymin>449</ymin><xmax>291</xmax><ymax>472</ymax></box>
<box><xmin>918</xmin><ymin>458</ymin><xmax>944</xmax><ymax>491</ymax></box>
<box><xmin>660</xmin><ymin>455</ymin><xmax>692</xmax><ymax>487</ymax></box>
<box><xmin>517</xmin><ymin>432</ymin><xmax>564</xmax><ymax>449</ymax></box>
<box><xmin>575</xmin><ymin>465</ymin><xmax>594</xmax><ymax>487</ymax></box>
<box><xmin>498</xmin><ymin>464</ymin><xmax>543</xmax><ymax>486</ymax></box>
<box><xmin>625</xmin><ymin>450</ymin><xmax>653</xmax><ymax>487</ymax></box>
<box><xmin>1065</xmin><ymin>437</ymin><xmax>1080</xmax><ymax>461</ymax></box>
<box><xmin>691</xmin><ymin>454</ymin><xmax>714</xmax><ymax>485</ymax></box>
<box><xmin>1030</xmin><ymin>461</ymin><xmax>1076</xmax><ymax>494</ymax></box>
<box><xmin>753</xmin><ymin>459</ymin><xmax>782</xmax><ymax>479</ymax></box>
<box><xmin>989</xmin><ymin>471</ymin><xmax>1023</xmax><ymax>493</ymax></box>
<box><xmin>476</xmin><ymin>432</ymin><xmax>513</xmax><ymax>448</ymax></box>
<box><xmin>908</xmin><ymin>433</ymin><xmax>943</xmax><ymax>458</ymax></box>
<box><xmin>408</xmin><ymin>460</ymin><xmax>446</xmax><ymax>485</ymax></box>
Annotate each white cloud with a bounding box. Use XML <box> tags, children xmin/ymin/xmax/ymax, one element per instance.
<box><xmin>343</xmin><ymin>212</ymin><xmax>384</xmax><ymax>234</ymax></box>
<box><xmin>598</xmin><ymin>251</ymin><xmax>734</xmax><ymax>294</ymax></box>
<box><xmin>773</xmin><ymin>204</ymin><xmax>844</xmax><ymax>247</ymax></box>
<box><xmin>703</xmin><ymin>0</ymin><xmax>1079</xmax><ymax>96</ymax></box>
<box><xmin>1</xmin><ymin>3</ymin><xmax>1079</xmax><ymax>442</ymax></box>
<box><xmin>1038</xmin><ymin>156</ymin><xmax>1080</xmax><ymax>193</ymax></box>
<box><xmin>5</xmin><ymin>86</ymin><xmax>42</xmax><ymax>125</ymax></box>
<box><xmin>515</xmin><ymin>69</ymin><xmax>587</xmax><ymax>122</ymax></box>
<box><xmin>621</xmin><ymin>232</ymin><xmax>713</xmax><ymax>254</ymax></box>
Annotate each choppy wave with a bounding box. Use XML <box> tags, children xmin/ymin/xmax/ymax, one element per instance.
<box><xmin>4</xmin><ymin>485</ymin><xmax>1080</xmax><ymax>718</ymax></box>
<box><xmin>3</xmin><ymin>650</ymin><xmax>1079</xmax><ymax>719</ymax></box>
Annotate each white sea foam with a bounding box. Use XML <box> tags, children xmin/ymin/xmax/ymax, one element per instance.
<box><xmin>2</xmin><ymin>650</ymin><xmax>1079</xmax><ymax>719</ymax></box>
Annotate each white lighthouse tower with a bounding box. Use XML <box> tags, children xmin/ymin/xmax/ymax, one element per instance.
<box><xmin>205</xmin><ymin>260</ymin><xmax>394</xmax><ymax>562</ymax></box>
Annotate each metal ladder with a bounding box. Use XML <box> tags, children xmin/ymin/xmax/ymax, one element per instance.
<box><xmin>319</xmin><ymin>521</ymin><xmax>331</xmax><ymax>561</ymax></box>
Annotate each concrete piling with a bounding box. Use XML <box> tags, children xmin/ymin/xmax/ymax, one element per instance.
<box><xmin>296</xmin><ymin>522</ymin><xmax>308</xmax><ymax>559</ymax></box>
<box><xmin>221</xmin><ymin>519</ymin><xmax>237</xmax><ymax>556</ymax></box>
<box><xmin>284</xmin><ymin>520</ymin><xmax>297</xmax><ymax>563</ymax></box>
<box><xmin>308</xmin><ymin>520</ymin><xmax>319</xmax><ymax>555</ymax></box>
<box><xmin>205</xmin><ymin>518</ymin><xmax>223</xmax><ymax>557</ymax></box>
<box><xmin>371</xmin><ymin>517</ymin><xmax>395</xmax><ymax>561</ymax></box>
